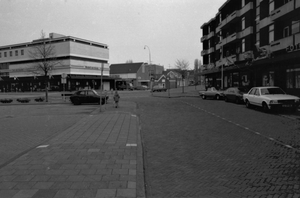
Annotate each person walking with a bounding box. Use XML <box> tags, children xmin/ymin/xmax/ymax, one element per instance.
<box><xmin>113</xmin><ymin>91</ymin><xmax>120</xmax><ymax>108</ymax></box>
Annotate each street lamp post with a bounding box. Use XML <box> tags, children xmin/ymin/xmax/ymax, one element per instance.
<box><xmin>100</xmin><ymin>63</ymin><xmax>103</xmax><ymax>111</ymax></box>
<box><xmin>144</xmin><ymin>45</ymin><xmax>153</xmax><ymax>94</ymax></box>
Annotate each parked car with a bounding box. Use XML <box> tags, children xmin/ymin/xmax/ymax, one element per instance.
<box><xmin>70</xmin><ymin>89</ymin><xmax>109</xmax><ymax>105</ymax></box>
<box><xmin>152</xmin><ymin>85</ymin><xmax>167</xmax><ymax>92</ymax></box>
<box><xmin>199</xmin><ymin>87</ymin><xmax>224</xmax><ymax>100</ymax></box>
<box><xmin>133</xmin><ymin>85</ymin><xmax>148</xmax><ymax>90</ymax></box>
<box><xmin>243</xmin><ymin>86</ymin><xmax>300</xmax><ymax>112</ymax></box>
<box><xmin>223</xmin><ymin>87</ymin><xmax>248</xmax><ymax>104</ymax></box>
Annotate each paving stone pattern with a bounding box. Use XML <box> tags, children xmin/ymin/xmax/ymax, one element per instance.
<box><xmin>0</xmin><ymin>111</ymin><xmax>145</xmax><ymax>198</ymax></box>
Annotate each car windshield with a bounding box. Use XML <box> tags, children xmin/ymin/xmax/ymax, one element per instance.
<box><xmin>261</xmin><ymin>88</ymin><xmax>285</xmax><ymax>95</ymax></box>
<box><xmin>91</xmin><ymin>90</ymin><xmax>99</xmax><ymax>96</ymax></box>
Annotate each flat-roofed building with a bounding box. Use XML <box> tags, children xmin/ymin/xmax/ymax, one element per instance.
<box><xmin>0</xmin><ymin>33</ymin><xmax>113</xmax><ymax>92</ymax></box>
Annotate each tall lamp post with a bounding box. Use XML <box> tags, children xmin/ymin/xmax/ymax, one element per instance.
<box><xmin>144</xmin><ymin>45</ymin><xmax>152</xmax><ymax>93</ymax></box>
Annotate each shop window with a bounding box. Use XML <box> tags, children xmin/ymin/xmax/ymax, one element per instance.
<box><xmin>269</xmin><ymin>0</ymin><xmax>274</xmax><ymax>15</ymax></box>
<box><xmin>242</xmin><ymin>39</ymin><xmax>245</xmax><ymax>52</ymax></box>
<box><xmin>262</xmin><ymin>71</ymin><xmax>274</xmax><ymax>86</ymax></box>
<box><xmin>287</xmin><ymin>69</ymin><xmax>300</xmax><ymax>88</ymax></box>
<box><xmin>242</xmin><ymin>17</ymin><xmax>245</xmax><ymax>30</ymax></box>
<box><xmin>269</xmin><ymin>24</ymin><xmax>274</xmax><ymax>43</ymax></box>
<box><xmin>292</xmin><ymin>21</ymin><xmax>300</xmax><ymax>34</ymax></box>
<box><xmin>283</xmin><ymin>26</ymin><xmax>290</xmax><ymax>37</ymax></box>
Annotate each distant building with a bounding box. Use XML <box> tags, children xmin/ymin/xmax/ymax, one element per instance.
<box><xmin>201</xmin><ymin>0</ymin><xmax>300</xmax><ymax>96</ymax></box>
<box><xmin>0</xmin><ymin>33</ymin><xmax>113</xmax><ymax>92</ymax></box>
<box><xmin>110</xmin><ymin>62</ymin><xmax>164</xmax><ymax>87</ymax></box>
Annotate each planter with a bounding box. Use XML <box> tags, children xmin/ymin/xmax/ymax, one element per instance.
<box><xmin>0</xmin><ymin>99</ymin><xmax>13</xmax><ymax>103</ymax></box>
<box><xmin>17</xmin><ymin>98</ymin><xmax>31</xmax><ymax>103</ymax></box>
<box><xmin>34</xmin><ymin>97</ymin><xmax>45</xmax><ymax>102</ymax></box>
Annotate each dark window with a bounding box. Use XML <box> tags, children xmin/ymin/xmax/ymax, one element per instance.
<box><xmin>15</xmin><ymin>50</ymin><xmax>18</xmax><ymax>56</ymax></box>
<box><xmin>10</xmin><ymin>51</ymin><xmax>12</xmax><ymax>57</ymax></box>
<box><xmin>21</xmin><ymin>50</ymin><xmax>24</xmax><ymax>55</ymax></box>
<box><xmin>4</xmin><ymin>52</ymin><xmax>7</xmax><ymax>57</ymax></box>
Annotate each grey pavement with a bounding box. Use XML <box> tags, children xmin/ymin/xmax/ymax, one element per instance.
<box><xmin>0</xmin><ymin>102</ymin><xmax>145</xmax><ymax>198</ymax></box>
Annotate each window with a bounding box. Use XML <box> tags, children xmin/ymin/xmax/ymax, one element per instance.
<box><xmin>269</xmin><ymin>24</ymin><xmax>274</xmax><ymax>43</ymax></box>
<box><xmin>15</xmin><ymin>50</ymin><xmax>18</xmax><ymax>56</ymax></box>
<box><xmin>242</xmin><ymin>17</ymin><xmax>245</xmax><ymax>30</ymax></box>
<box><xmin>9</xmin><ymin>51</ymin><xmax>12</xmax><ymax>57</ymax></box>
<box><xmin>4</xmin><ymin>52</ymin><xmax>7</xmax><ymax>57</ymax></box>
<box><xmin>287</xmin><ymin>69</ymin><xmax>300</xmax><ymax>88</ymax></box>
<box><xmin>0</xmin><ymin>52</ymin><xmax>1</xmax><ymax>58</ymax></box>
<box><xmin>21</xmin><ymin>50</ymin><xmax>24</xmax><ymax>55</ymax></box>
<box><xmin>242</xmin><ymin>0</ymin><xmax>245</xmax><ymax>7</ymax></box>
<box><xmin>292</xmin><ymin>21</ymin><xmax>300</xmax><ymax>34</ymax></box>
<box><xmin>269</xmin><ymin>0</ymin><xmax>274</xmax><ymax>15</ymax></box>
<box><xmin>283</xmin><ymin>26</ymin><xmax>290</xmax><ymax>37</ymax></box>
<box><xmin>242</xmin><ymin>39</ymin><xmax>245</xmax><ymax>52</ymax></box>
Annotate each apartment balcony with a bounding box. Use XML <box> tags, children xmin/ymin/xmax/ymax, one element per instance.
<box><xmin>257</xmin><ymin>17</ymin><xmax>272</xmax><ymax>30</ymax></box>
<box><xmin>201</xmin><ymin>35</ymin><xmax>207</xmax><ymax>42</ymax></box>
<box><xmin>237</xmin><ymin>26</ymin><xmax>253</xmax><ymax>39</ymax></box>
<box><xmin>201</xmin><ymin>49</ymin><xmax>208</xmax><ymax>56</ymax></box>
<box><xmin>270</xmin><ymin>0</ymin><xmax>294</xmax><ymax>21</ymax></box>
<box><xmin>207</xmin><ymin>31</ymin><xmax>215</xmax><ymax>40</ymax></box>
<box><xmin>237</xmin><ymin>2</ymin><xmax>253</xmax><ymax>17</ymax></box>
<box><xmin>207</xmin><ymin>47</ymin><xmax>215</xmax><ymax>54</ymax></box>
<box><xmin>237</xmin><ymin>51</ymin><xmax>254</xmax><ymax>62</ymax></box>
<box><xmin>201</xmin><ymin>32</ymin><xmax>215</xmax><ymax>42</ymax></box>
<box><xmin>297</xmin><ymin>0</ymin><xmax>300</xmax><ymax>8</ymax></box>
<box><xmin>216</xmin><ymin>2</ymin><xmax>253</xmax><ymax>32</ymax></box>
<box><xmin>270</xmin><ymin>35</ymin><xmax>293</xmax><ymax>52</ymax></box>
<box><xmin>295</xmin><ymin>32</ymin><xmax>300</xmax><ymax>44</ymax></box>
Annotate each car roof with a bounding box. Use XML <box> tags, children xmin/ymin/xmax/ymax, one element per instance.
<box><xmin>251</xmin><ymin>86</ymin><xmax>279</xmax><ymax>89</ymax></box>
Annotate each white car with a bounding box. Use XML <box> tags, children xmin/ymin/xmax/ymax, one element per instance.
<box><xmin>243</xmin><ymin>86</ymin><xmax>300</xmax><ymax>112</ymax></box>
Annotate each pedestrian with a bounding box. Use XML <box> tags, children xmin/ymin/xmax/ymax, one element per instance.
<box><xmin>113</xmin><ymin>90</ymin><xmax>120</xmax><ymax>108</ymax></box>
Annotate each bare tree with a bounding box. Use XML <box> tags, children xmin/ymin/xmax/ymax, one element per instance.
<box><xmin>126</xmin><ymin>59</ymin><xmax>133</xmax><ymax>63</ymax></box>
<box><xmin>174</xmin><ymin>59</ymin><xmax>189</xmax><ymax>93</ymax></box>
<box><xmin>28</xmin><ymin>31</ymin><xmax>61</xmax><ymax>102</ymax></box>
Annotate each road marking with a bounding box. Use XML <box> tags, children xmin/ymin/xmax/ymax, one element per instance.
<box><xmin>181</xmin><ymin>101</ymin><xmax>300</xmax><ymax>152</ymax></box>
<box><xmin>126</xmin><ymin>143</ymin><xmax>137</xmax><ymax>147</ymax></box>
<box><xmin>37</xmin><ymin>145</ymin><xmax>49</xmax><ymax>148</ymax></box>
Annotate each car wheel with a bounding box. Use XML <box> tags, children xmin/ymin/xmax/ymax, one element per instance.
<box><xmin>73</xmin><ymin>98</ymin><xmax>81</xmax><ymax>105</ymax></box>
<box><xmin>245</xmin><ymin>100</ymin><xmax>251</xmax><ymax>108</ymax></box>
<box><xmin>202</xmin><ymin>95</ymin><xmax>206</xmax><ymax>99</ymax></box>
<box><xmin>215</xmin><ymin>95</ymin><xmax>220</xmax><ymax>100</ymax></box>
<box><xmin>224</xmin><ymin>96</ymin><xmax>228</xmax><ymax>102</ymax></box>
<box><xmin>262</xmin><ymin>102</ymin><xmax>269</xmax><ymax>113</ymax></box>
<box><xmin>235</xmin><ymin>97</ymin><xmax>240</xmax><ymax>104</ymax></box>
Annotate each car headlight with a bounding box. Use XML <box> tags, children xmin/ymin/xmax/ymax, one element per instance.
<box><xmin>269</xmin><ymin>100</ymin><xmax>279</xmax><ymax>104</ymax></box>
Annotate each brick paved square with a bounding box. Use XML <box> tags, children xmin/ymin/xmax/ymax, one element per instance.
<box><xmin>108</xmin><ymin>181</ymin><xmax>127</xmax><ymax>189</ymax></box>
<box><xmin>95</xmin><ymin>189</ymin><xmax>116</xmax><ymax>198</ymax></box>
<box><xmin>53</xmin><ymin>189</ymin><xmax>76</xmax><ymax>198</ymax></box>
<box><xmin>116</xmin><ymin>189</ymin><xmax>136</xmax><ymax>197</ymax></box>
<box><xmin>0</xmin><ymin>182</ymin><xmax>17</xmax><ymax>189</ymax></box>
<box><xmin>50</xmin><ymin>182</ymin><xmax>73</xmax><ymax>189</ymax></box>
<box><xmin>75</xmin><ymin>190</ymin><xmax>97</xmax><ymax>198</ymax></box>
<box><xmin>89</xmin><ymin>181</ymin><xmax>109</xmax><ymax>189</ymax></box>
<box><xmin>13</xmin><ymin>182</ymin><xmax>36</xmax><ymax>190</ymax></box>
<box><xmin>31</xmin><ymin>189</ymin><xmax>57</xmax><ymax>198</ymax></box>
<box><xmin>70</xmin><ymin>182</ymin><xmax>90</xmax><ymax>190</ymax></box>
<box><xmin>33</xmin><ymin>182</ymin><xmax>54</xmax><ymax>189</ymax></box>
<box><xmin>12</xmin><ymin>189</ymin><xmax>38</xmax><ymax>198</ymax></box>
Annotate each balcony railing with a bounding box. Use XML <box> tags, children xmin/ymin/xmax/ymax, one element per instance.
<box><xmin>237</xmin><ymin>26</ymin><xmax>253</xmax><ymax>39</ymax></box>
<box><xmin>270</xmin><ymin>0</ymin><xmax>294</xmax><ymax>21</ymax></box>
<box><xmin>216</xmin><ymin>2</ymin><xmax>253</xmax><ymax>32</ymax></box>
<box><xmin>257</xmin><ymin>17</ymin><xmax>272</xmax><ymax>30</ymax></box>
<box><xmin>270</xmin><ymin>35</ymin><xmax>293</xmax><ymax>52</ymax></box>
<box><xmin>207</xmin><ymin>31</ymin><xmax>215</xmax><ymax>40</ymax></box>
<box><xmin>201</xmin><ymin>50</ymin><xmax>208</xmax><ymax>56</ymax></box>
<box><xmin>201</xmin><ymin>35</ymin><xmax>207</xmax><ymax>42</ymax></box>
<box><xmin>208</xmin><ymin>47</ymin><xmax>215</xmax><ymax>54</ymax></box>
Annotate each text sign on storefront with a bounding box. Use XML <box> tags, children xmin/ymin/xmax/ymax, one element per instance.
<box><xmin>286</xmin><ymin>43</ymin><xmax>300</xmax><ymax>53</ymax></box>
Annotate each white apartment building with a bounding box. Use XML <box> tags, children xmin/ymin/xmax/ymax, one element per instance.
<box><xmin>0</xmin><ymin>33</ymin><xmax>112</xmax><ymax>92</ymax></box>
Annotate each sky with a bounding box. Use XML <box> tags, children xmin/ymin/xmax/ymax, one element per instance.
<box><xmin>0</xmin><ymin>0</ymin><xmax>225</xmax><ymax>69</ymax></box>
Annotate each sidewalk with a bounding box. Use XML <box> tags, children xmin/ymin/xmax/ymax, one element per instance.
<box><xmin>0</xmin><ymin>103</ymin><xmax>145</xmax><ymax>198</ymax></box>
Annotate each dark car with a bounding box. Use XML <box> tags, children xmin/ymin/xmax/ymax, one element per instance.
<box><xmin>70</xmin><ymin>89</ymin><xmax>109</xmax><ymax>105</ymax></box>
<box><xmin>223</xmin><ymin>87</ymin><xmax>248</xmax><ymax>104</ymax></box>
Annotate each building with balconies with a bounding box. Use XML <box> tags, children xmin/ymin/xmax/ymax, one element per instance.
<box><xmin>0</xmin><ymin>33</ymin><xmax>114</xmax><ymax>92</ymax></box>
<box><xmin>201</xmin><ymin>0</ymin><xmax>300</xmax><ymax>96</ymax></box>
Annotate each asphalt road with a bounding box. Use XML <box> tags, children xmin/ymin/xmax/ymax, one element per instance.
<box><xmin>132</xmin><ymin>96</ymin><xmax>300</xmax><ymax>198</ymax></box>
<box><xmin>0</xmin><ymin>89</ymin><xmax>299</xmax><ymax>197</ymax></box>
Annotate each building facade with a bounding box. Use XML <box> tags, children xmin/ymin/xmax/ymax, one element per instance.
<box><xmin>110</xmin><ymin>62</ymin><xmax>164</xmax><ymax>88</ymax></box>
<box><xmin>0</xmin><ymin>33</ymin><xmax>113</xmax><ymax>92</ymax></box>
<box><xmin>201</xmin><ymin>0</ymin><xmax>300</xmax><ymax>96</ymax></box>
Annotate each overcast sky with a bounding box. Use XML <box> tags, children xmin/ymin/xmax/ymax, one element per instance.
<box><xmin>0</xmin><ymin>0</ymin><xmax>224</xmax><ymax>69</ymax></box>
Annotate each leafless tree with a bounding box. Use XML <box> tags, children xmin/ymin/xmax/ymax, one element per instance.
<box><xmin>126</xmin><ymin>59</ymin><xmax>133</xmax><ymax>63</ymax></box>
<box><xmin>28</xmin><ymin>31</ymin><xmax>61</xmax><ymax>102</ymax></box>
<box><xmin>174</xmin><ymin>59</ymin><xmax>189</xmax><ymax>93</ymax></box>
